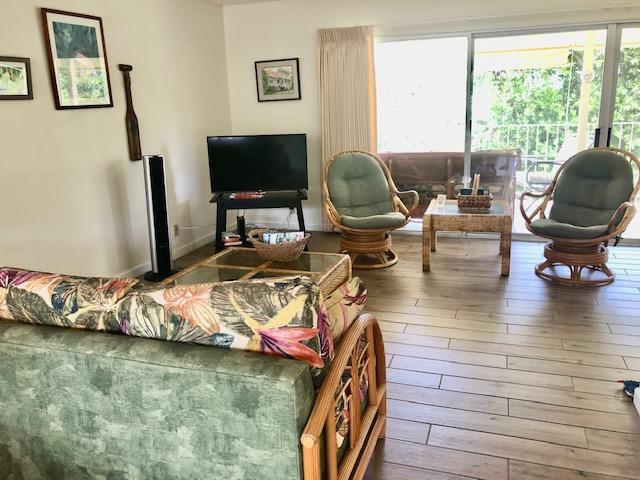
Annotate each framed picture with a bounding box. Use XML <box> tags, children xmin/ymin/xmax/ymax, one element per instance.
<box><xmin>41</xmin><ymin>8</ymin><xmax>113</xmax><ymax>109</ymax></box>
<box><xmin>0</xmin><ymin>57</ymin><xmax>33</xmax><ymax>100</ymax></box>
<box><xmin>255</xmin><ymin>58</ymin><xmax>301</xmax><ymax>102</ymax></box>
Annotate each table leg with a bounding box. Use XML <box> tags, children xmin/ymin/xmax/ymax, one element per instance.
<box><xmin>423</xmin><ymin>216</ymin><xmax>431</xmax><ymax>272</ymax></box>
<box><xmin>500</xmin><ymin>230</ymin><xmax>511</xmax><ymax>276</ymax></box>
<box><xmin>215</xmin><ymin>201</ymin><xmax>227</xmax><ymax>252</ymax></box>
<box><xmin>431</xmin><ymin>230</ymin><xmax>437</xmax><ymax>252</ymax></box>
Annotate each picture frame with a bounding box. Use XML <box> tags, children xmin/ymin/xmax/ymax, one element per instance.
<box><xmin>0</xmin><ymin>56</ymin><xmax>33</xmax><ymax>100</ymax></box>
<box><xmin>41</xmin><ymin>8</ymin><xmax>113</xmax><ymax>109</ymax></box>
<box><xmin>255</xmin><ymin>58</ymin><xmax>301</xmax><ymax>102</ymax></box>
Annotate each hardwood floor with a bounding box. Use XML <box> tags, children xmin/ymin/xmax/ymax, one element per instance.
<box><xmin>177</xmin><ymin>232</ymin><xmax>640</xmax><ymax>480</ymax></box>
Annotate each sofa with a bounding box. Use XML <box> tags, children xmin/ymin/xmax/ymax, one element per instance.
<box><xmin>0</xmin><ymin>268</ymin><xmax>386</xmax><ymax>480</ymax></box>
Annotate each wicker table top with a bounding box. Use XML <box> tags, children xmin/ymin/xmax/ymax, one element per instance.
<box><xmin>162</xmin><ymin>247</ymin><xmax>352</xmax><ymax>297</ymax></box>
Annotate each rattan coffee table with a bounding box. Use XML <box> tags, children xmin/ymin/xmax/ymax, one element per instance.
<box><xmin>162</xmin><ymin>247</ymin><xmax>351</xmax><ymax>296</ymax></box>
<box><xmin>423</xmin><ymin>199</ymin><xmax>512</xmax><ymax>276</ymax></box>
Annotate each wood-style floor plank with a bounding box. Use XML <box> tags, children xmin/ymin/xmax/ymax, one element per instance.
<box><xmin>391</xmin><ymin>355</ymin><xmax>574</xmax><ymax>389</ymax></box>
<box><xmin>388</xmin><ymin>399</ymin><xmax>588</xmax><ymax>447</ymax></box>
<box><xmin>370</xmin><ymin>438</ymin><xmax>508</xmax><ymax>480</ymax></box>
<box><xmin>449</xmin><ymin>338</ymin><xmax>627</xmax><ymax>368</ymax></box>
<box><xmin>508</xmin><ymin>459</ymin><xmax>628</xmax><ymax>480</ymax></box>
<box><xmin>385</xmin><ymin>341</ymin><xmax>506</xmax><ymax>368</ymax></box>
<box><xmin>508</xmin><ymin>399</ymin><xmax>640</xmax><ymax>434</ymax></box>
<box><xmin>382</xmin><ymin>331</ymin><xmax>451</xmax><ymax>349</ymax></box>
<box><xmin>372</xmin><ymin>310</ymin><xmax>508</xmax><ymax>333</ymax></box>
<box><xmin>506</xmin><ymin>356</ymin><xmax>640</xmax><ymax>382</ymax></box>
<box><xmin>428</xmin><ymin>426</ymin><xmax>639</xmax><ymax>479</ymax></box>
<box><xmin>386</xmin><ymin>368</ymin><xmax>442</xmax><ymax>388</ymax></box>
<box><xmin>585</xmin><ymin>428</ymin><xmax>640</xmax><ymax>455</ymax></box>
<box><xmin>385</xmin><ymin>417</ymin><xmax>431</xmax><ymax>444</ymax></box>
<box><xmin>364</xmin><ymin>459</ymin><xmax>476</xmax><ymax>480</ymax></box>
<box><xmin>388</xmin><ymin>382</ymin><xmax>508</xmax><ymax>415</ymax></box>
<box><xmin>440</xmin><ymin>376</ymin><xmax>634</xmax><ymax>415</ymax></box>
<box><xmin>404</xmin><ymin>324</ymin><xmax>564</xmax><ymax>349</ymax></box>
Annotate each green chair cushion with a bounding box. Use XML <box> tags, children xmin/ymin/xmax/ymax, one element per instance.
<box><xmin>549</xmin><ymin>149</ymin><xmax>634</xmax><ymax>227</ymax></box>
<box><xmin>529</xmin><ymin>218</ymin><xmax>609</xmax><ymax>239</ymax></box>
<box><xmin>341</xmin><ymin>212</ymin><xmax>407</xmax><ymax>229</ymax></box>
<box><xmin>327</xmin><ymin>152</ymin><xmax>395</xmax><ymax>219</ymax></box>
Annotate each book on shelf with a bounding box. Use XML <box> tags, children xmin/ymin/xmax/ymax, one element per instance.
<box><xmin>224</xmin><ymin>241</ymin><xmax>243</xmax><ymax>246</ymax></box>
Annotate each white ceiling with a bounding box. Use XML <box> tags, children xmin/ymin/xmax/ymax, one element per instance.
<box><xmin>210</xmin><ymin>0</ymin><xmax>280</xmax><ymax>5</ymax></box>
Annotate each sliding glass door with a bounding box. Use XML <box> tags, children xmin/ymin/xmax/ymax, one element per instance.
<box><xmin>610</xmin><ymin>26</ymin><xmax>640</xmax><ymax>237</ymax></box>
<box><xmin>470</xmin><ymin>29</ymin><xmax>607</xmax><ymax>233</ymax></box>
<box><xmin>375</xmin><ymin>23</ymin><xmax>640</xmax><ymax>238</ymax></box>
<box><xmin>375</xmin><ymin>37</ymin><xmax>468</xmax><ymax>220</ymax></box>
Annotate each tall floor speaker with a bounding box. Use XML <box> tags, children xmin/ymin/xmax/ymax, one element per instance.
<box><xmin>143</xmin><ymin>155</ymin><xmax>177</xmax><ymax>281</ymax></box>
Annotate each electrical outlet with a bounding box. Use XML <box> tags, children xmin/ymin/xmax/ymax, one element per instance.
<box><xmin>173</xmin><ymin>224</ymin><xmax>180</xmax><ymax>237</ymax></box>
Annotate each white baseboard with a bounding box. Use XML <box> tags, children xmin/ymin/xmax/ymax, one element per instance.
<box><xmin>117</xmin><ymin>227</ymin><xmax>230</xmax><ymax>279</ymax></box>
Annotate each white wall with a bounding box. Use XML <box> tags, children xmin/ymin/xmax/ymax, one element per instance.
<box><xmin>0</xmin><ymin>0</ymin><xmax>231</xmax><ymax>277</ymax></box>
<box><xmin>223</xmin><ymin>0</ymin><xmax>640</xmax><ymax>231</ymax></box>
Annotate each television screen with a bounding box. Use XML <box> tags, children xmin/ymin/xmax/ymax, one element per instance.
<box><xmin>207</xmin><ymin>134</ymin><xmax>308</xmax><ymax>193</ymax></box>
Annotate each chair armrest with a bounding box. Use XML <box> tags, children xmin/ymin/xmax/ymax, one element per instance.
<box><xmin>395</xmin><ymin>190</ymin><xmax>419</xmax><ymax>217</ymax></box>
<box><xmin>519</xmin><ymin>189</ymin><xmax>551</xmax><ymax>225</ymax></box>
<box><xmin>606</xmin><ymin>201</ymin><xmax>634</xmax><ymax>235</ymax></box>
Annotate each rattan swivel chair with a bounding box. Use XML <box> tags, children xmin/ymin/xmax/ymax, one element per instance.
<box><xmin>521</xmin><ymin>147</ymin><xmax>640</xmax><ymax>286</ymax></box>
<box><xmin>323</xmin><ymin>150</ymin><xmax>418</xmax><ymax>269</ymax></box>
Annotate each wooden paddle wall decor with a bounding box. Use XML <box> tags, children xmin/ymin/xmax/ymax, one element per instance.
<box><xmin>118</xmin><ymin>64</ymin><xmax>142</xmax><ymax>161</ymax></box>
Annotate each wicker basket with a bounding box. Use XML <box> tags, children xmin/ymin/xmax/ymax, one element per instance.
<box><xmin>457</xmin><ymin>193</ymin><xmax>493</xmax><ymax>211</ymax></box>
<box><xmin>247</xmin><ymin>229</ymin><xmax>311</xmax><ymax>262</ymax></box>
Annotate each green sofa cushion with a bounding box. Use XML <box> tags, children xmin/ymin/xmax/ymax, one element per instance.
<box><xmin>549</xmin><ymin>149</ymin><xmax>634</xmax><ymax>228</ymax></box>
<box><xmin>529</xmin><ymin>218</ymin><xmax>610</xmax><ymax>239</ymax></box>
<box><xmin>341</xmin><ymin>212</ymin><xmax>407</xmax><ymax>229</ymax></box>
<box><xmin>327</xmin><ymin>151</ymin><xmax>395</xmax><ymax>219</ymax></box>
<box><xmin>0</xmin><ymin>320</ymin><xmax>315</xmax><ymax>480</ymax></box>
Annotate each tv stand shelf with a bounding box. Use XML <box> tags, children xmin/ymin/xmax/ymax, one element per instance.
<box><xmin>211</xmin><ymin>190</ymin><xmax>307</xmax><ymax>252</ymax></box>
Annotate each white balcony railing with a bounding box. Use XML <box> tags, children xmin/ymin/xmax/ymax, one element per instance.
<box><xmin>473</xmin><ymin>121</ymin><xmax>640</xmax><ymax>164</ymax></box>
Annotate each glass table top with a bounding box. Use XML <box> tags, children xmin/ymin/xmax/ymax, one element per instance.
<box><xmin>428</xmin><ymin>199</ymin><xmax>508</xmax><ymax>216</ymax></box>
<box><xmin>164</xmin><ymin>248</ymin><xmax>349</xmax><ymax>286</ymax></box>
<box><xmin>206</xmin><ymin>249</ymin><xmax>269</xmax><ymax>268</ymax></box>
<box><xmin>171</xmin><ymin>267</ymin><xmax>249</xmax><ymax>285</ymax></box>
<box><xmin>268</xmin><ymin>253</ymin><xmax>345</xmax><ymax>273</ymax></box>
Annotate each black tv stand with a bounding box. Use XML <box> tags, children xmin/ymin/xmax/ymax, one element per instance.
<box><xmin>211</xmin><ymin>190</ymin><xmax>308</xmax><ymax>252</ymax></box>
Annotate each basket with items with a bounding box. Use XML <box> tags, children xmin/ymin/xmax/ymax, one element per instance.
<box><xmin>247</xmin><ymin>229</ymin><xmax>311</xmax><ymax>262</ymax></box>
<box><xmin>457</xmin><ymin>173</ymin><xmax>493</xmax><ymax>211</ymax></box>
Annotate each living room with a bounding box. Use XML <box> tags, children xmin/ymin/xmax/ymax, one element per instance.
<box><xmin>2</xmin><ymin>0</ymin><xmax>640</xmax><ymax>479</ymax></box>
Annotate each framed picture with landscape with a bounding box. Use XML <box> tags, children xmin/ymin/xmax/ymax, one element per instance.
<box><xmin>0</xmin><ymin>56</ymin><xmax>33</xmax><ymax>100</ymax></box>
<box><xmin>41</xmin><ymin>8</ymin><xmax>113</xmax><ymax>109</ymax></box>
<box><xmin>255</xmin><ymin>58</ymin><xmax>301</xmax><ymax>102</ymax></box>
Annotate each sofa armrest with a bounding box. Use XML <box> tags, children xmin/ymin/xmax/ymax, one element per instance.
<box><xmin>300</xmin><ymin>313</ymin><xmax>386</xmax><ymax>480</ymax></box>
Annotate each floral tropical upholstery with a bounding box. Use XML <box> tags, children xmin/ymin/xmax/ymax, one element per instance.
<box><xmin>0</xmin><ymin>268</ymin><xmax>333</xmax><ymax>386</ymax></box>
<box><xmin>0</xmin><ymin>268</ymin><xmax>141</xmax><ymax>329</ymax></box>
<box><xmin>324</xmin><ymin>276</ymin><xmax>367</xmax><ymax>341</ymax></box>
<box><xmin>115</xmin><ymin>276</ymin><xmax>334</xmax><ymax>385</ymax></box>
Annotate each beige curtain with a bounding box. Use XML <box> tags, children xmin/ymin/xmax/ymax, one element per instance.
<box><xmin>318</xmin><ymin>25</ymin><xmax>377</xmax><ymax>229</ymax></box>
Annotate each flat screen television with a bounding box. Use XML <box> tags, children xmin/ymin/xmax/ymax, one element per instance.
<box><xmin>207</xmin><ymin>134</ymin><xmax>308</xmax><ymax>193</ymax></box>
